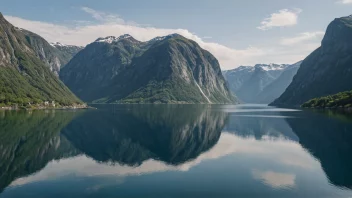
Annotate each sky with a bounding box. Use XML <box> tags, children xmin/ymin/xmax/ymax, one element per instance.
<box><xmin>1</xmin><ymin>0</ymin><xmax>352</xmax><ymax>70</ymax></box>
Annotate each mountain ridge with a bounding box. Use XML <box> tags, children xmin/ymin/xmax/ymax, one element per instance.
<box><xmin>60</xmin><ymin>33</ymin><xmax>237</xmax><ymax>104</ymax></box>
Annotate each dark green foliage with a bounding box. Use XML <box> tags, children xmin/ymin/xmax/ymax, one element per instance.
<box><xmin>0</xmin><ymin>13</ymin><xmax>82</xmax><ymax>106</ymax></box>
<box><xmin>302</xmin><ymin>90</ymin><xmax>352</xmax><ymax>108</ymax></box>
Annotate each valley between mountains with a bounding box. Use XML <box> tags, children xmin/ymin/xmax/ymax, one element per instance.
<box><xmin>1</xmin><ymin>12</ymin><xmax>352</xmax><ymax>108</ymax></box>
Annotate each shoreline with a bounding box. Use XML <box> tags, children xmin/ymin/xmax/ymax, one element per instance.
<box><xmin>303</xmin><ymin>106</ymin><xmax>352</xmax><ymax>113</ymax></box>
<box><xmin>0</xmin><ymin>104</ymin><xmax>93</xmax><ymax>111</ymax></box>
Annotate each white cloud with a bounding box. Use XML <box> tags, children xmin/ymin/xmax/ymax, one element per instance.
<box><xmin>80</xmin><ymin>7</ymin><xmax>135</xmax><ymax>25</ymax></box>
<box><xmin>4</xmin><ymin>7</ymin><xmax>317</xmax><ymax>69</ymax></box>
<box><xmin>252</xmin><ymin>169</ymin><xmax>296</xmax><ymax>189</ymax></box>
<box><xmin>280</xmin><ymin>31</ymin><xmax>325</xmax><ymax>45</ymax></box>
<box><xmin>337</xmin><ymin>0</ymin><xmax>352</xmax><ymax>4</ymax></box>
<box><xmin>258</xmin><ymin>9</ymin><xmax>302</xmax><ymax>30</ymax></box>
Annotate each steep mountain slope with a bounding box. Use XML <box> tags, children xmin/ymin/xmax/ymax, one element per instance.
<box><xmin>223</xmin><ymin>64</ymin><xmax>288</xmax><ymax>103</ymax></box>
<box><xmin>271</xmin><ymin>15</ymin><xmax>352</xmax><ymax>106</ymax></box>
<box><xmin>19</xmin><ymin>30</ymin><xmax>81</xmax><ymax>75</ymax></box>
<box><xmin>256</xmin><ymin>61</ymin><xmax>302</xmax><ymax>104</ymax></box>
<box><xmin>0</xmin><ymin>13</ymin><xmax>82</xmax><ymax>106</ymax></box>
<box><xmin>60</xmin><ymin>34</ymin><xmax>236</xmax><ymax>104</ymax></box>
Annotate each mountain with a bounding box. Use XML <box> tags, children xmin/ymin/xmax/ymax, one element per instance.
<box><xmin>50</xmin><ymin>42</ymin><xmax>83</xmax><ymax>59</ymax></box>
<box><xmin>0</xmin><ymin>13</ymin><xmax>82</xmax><ymax>106</ymax></box>
<box><xmin>256</xmin><ymin>61</ymin><xmax>302</xmax><ymax>104</ymax></box>
<box><xmin>60</xmin><ymin>34</ymin><xmax>236</xmax><ymax>104</ymax></box>
<box><xmin>222</xmin><ymin>66</ymin><xmax>254</xmax><ymax>93</ymax></box>
<box><xmin>271</xmin><ymin>15</ymin><xmax>352</xmax><ymax>106</ymax></box>
<box><xmin>223</xmin><ymin>63</ymin><xmax>289</xmax><ymax>103</ymax></box>
<box><xmin>19</xmin><ymin>30</ymin><xmax>82</xmax><ymax>75</ymax></box>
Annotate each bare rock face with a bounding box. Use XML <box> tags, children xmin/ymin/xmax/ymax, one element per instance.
<box><xmin>20</xmin><ymin>30</ymin><xmax>83</xmax><ymax>75</ymax></box>
<box><xmin>60</xmin><ymin>34</ymin><xmax>237</xmax><ymax>104</ymax></box>
<box><xmin>271</xmin><ymin>15</ymin><xmax>352</xmax><ymax>106</ymax></box>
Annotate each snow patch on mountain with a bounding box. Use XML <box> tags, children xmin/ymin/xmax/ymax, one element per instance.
<box><xmin>95</xmin><ymin>34</ymin><xmax>133</xmax><ymax>43</ymax></box>
<box><xmin>254</xmin><ymin>64</ymin><xmax>288</xmax><ymax>71</ymax></box>
<box><xmin>148</xmin><ymin>34</ymin><xmax>181</xmax><ymax>43</ymax></box>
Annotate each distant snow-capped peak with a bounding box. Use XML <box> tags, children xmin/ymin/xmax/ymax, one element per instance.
<box><xmin>50</xmin><ymin>42</ymin><xmax>67</xmax><ymax>47</ymax></box>
<box><xmin>95</xmin><ymin>34</ymin><xmax>133</xmax><ymax>44</ymax></box>
<box><xmin>254</xmin><ymin>64</ymin><xmax>288</xmax><ymax>71</ymax></box>
<box><xmin>50</xmin><ymin>42</ymin><xmax>83</xmax><ymax>48</ymax></box>
<box><xmin>223</xmin><ymin>66</ymin><xmax>254</xmax><ymax>75</ymax></box>
<box><xmin>223</xmin><ymin>64</ymin><xmax>289</xmax><ymax>73</ymax></box>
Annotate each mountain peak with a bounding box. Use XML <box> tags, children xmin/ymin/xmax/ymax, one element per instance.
<box><xmin>118</xmin><ymin>34</ymin><xmax>133</xmax><ymax>39</ymax></box>
<box><xmin>148</xmin><ymin>33</ymin><xmax>183</xmax><ymax>43</ymax></box>
<box><xmin>0</xmin><ymin>12</ymin><xmax>8</xmax><ymax>24</ymax></box>
<box><xmin>95</xmin><ymin>34</ymin><xmax>135</xmax><ymax>44</ymax></box>
<box><xmin>254</xmin><ymin>64</ymin><xmax>287</xmax><ymax>71</ymax></box>
<box><xmin>50</xmin><ymin>42</ymin><xmax>66</xmax><ymax>47</ymax></box>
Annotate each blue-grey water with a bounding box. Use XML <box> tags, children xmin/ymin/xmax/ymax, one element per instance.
<box><xmin>0</xmin><ymin>104</ymin><xmax>352</xmax><ymax>198</ymax></box>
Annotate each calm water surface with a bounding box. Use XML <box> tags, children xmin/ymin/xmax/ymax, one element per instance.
<box><xmin>0</xmin><ymin>104</ymin><xmax>352</xmax><ymax>198</ymax></box>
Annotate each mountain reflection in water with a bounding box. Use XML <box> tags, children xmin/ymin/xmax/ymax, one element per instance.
<box><xmin>0</xmin><ymin>105</ymin><xmax>351</xmax><ymax>198</ymax></box>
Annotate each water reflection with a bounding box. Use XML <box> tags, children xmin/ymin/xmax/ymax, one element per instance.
<box><xmin>0</xmin><ymin>105</ymin><xmax>351</xmax><ymax>197</ymax></box>
<box><xmin>0</xmin><ymin>110</ymin><xmax>81</xmax><ymax>192</ymax></box>
<box><xmin>285</xmin><ymin>110</ymin><xmax>352</xmax><ymax>190</ymax></box>
<box><xmin>62</xmin><ymin>105</ymin><xmax>227</xmax><ymax>165</ymax></box>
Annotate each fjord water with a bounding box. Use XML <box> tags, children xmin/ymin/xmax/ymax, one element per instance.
<box><xmin>0</xmin><ymin>105</ymin><xmax>352</xmax><ymax>198</ymax></box>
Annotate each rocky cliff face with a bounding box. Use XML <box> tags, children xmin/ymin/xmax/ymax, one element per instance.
<box><xmin>271</xmin><ymin>15</ymin><xmax>352</xmax><ymax>106</ymax></box>
<box><xmin>20</xmin><ymin>30</ymin><xmax>82</xmax><ymax>75</ymax></box>
<box><xmin>0</xmin><ymin>13</ymin><xmax>82</xmax><ymax>105</ymax></box>
<box><xmin>60</xmin><ymin>34</ymin><xmax>236</xmax><ymax>104</ymax></box>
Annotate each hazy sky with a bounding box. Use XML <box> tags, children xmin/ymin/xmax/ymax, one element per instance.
<box><xmin>2</xmin><ymin>0</ymin><xmax>351</xmax><ymax>69</ymax></box>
